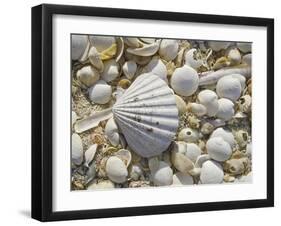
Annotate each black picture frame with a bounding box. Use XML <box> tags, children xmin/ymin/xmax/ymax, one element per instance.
<box><xmin>31</xmin><ymin>3</ymin><xmax>274</xmax><ymax>222</ymax></box>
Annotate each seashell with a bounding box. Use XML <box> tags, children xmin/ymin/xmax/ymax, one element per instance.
<box><xmin>216</xmin><ymin>98</ymin><xmax>235</xmax><ymax>121</ymax></box>
<box><xmin>72</xmin><ymin>133</ymin><xmax>83</xmax><ymax>165</ymax></box>
<box><xmin>129</xmin><ymin>164</ymin><xmax>143</xmax><ymax>181</ymax></box>
<box><xmin>210</xmin><ymin>128</ymin><xmax>236</xmax><ymax>148</ymax></box>
<box><xmin>158</xmin><ymin>39</ymin><xmax>179</xmax><ymax>61</ymax></box>
<box><xmin>171</xmin><ymin>141</ymin><xmax>194</xmax><ymax>174</ymax></box>
<box><xmin>206</xmin><ymin>137</ymin><xmax>232</xmax><ymax>162</ymax></box>
<box><xmin>208</xmin><ymin>41</ymin><xmax>230</xmax><ymax>51</ymax></box>
<box><xmin>205</xmin><ymin>118</ymin><xmax>226</xmax><ymax>128</ymax></box>
<box><xmin>105</xmin><ymin>156</ymin><xmax>128</xmax><ymax>183</ymax></box>
<box><xmin>123</xmin><ymin>38</ymin><xmax>141</xmax><ymax>48</ymax></box>
<box><xmin>178</xmin><ymin>128</ymin><xmax>199</xmax><ymax>143</ymax></box>
<box><xmin>71</xmin><ymin>35</ymin><xmax>90</xmax><ymax>61</ymax></box>
<box><xmin>216</xmin><ymin>75</ymin><xmax>242</xmax><ymax>102</ymax></box>
<box><xmin>89</xmin><ymin>80</ymin><xmax>112</xmax><ymax>104</ymax></box>
<box><xmin>72</xmin><ymin>111</ymin><xmax>77</xmax><ymax>126</ymax></box>
<box><xmin>194</xmin><ymin>154</ymin><xmax>211</xmax><ymax>168</ymax></box>
<box><xmin>118</xmin><ymin>79</ymin><xmax>131</xmax><ymax>89</ymax></box>
<box><xmin>185</xmin><ymin>143</ymin><xmax>202</xmax><ymax>163</ymax></box>
<box><xmin>228</xmin><ymin>48</ymin><xmax>241</xmax><ymax>65</ymax></box>
<box><xmin>88</xmin><ymin>46</ymin><xmax>104</xmax><ymax>72</ymax></box>
<box><xmin>77</xmin><ymin>65</ymin><xmax>100</xmax><ymax>87</ymax></box>
<box><xmin>115</xmin><ymin>149</ymin><xmax>132</xmax><ymax>167</ymax></box>
<box><xmin>200</xmin><ymin>122</ymin><xmax>214</xmax><ymax>135</ymax></box>
<box><xmin>184</xmin><ymin>48</ymin><xmax>204</xmax><ymax>69</ymax></box>
<box><xmin>237</xmin><ymin>42</ymin><xmax>251</xmax><ymax>53</ymax></box>
<box><xmin>187</xmin><ymin>115</ymin><xmax>200</xmax><ymax>129</ymax></box>
<box><xmin>236</xmin><ymin>172</ymin><xmax>252</xmax><ymax>183</ymax></box>
<box><xmin>87</xmin><ymin>180</ymin><xmax>115</xmax><ymax>190</ymax></box>
<box><xmin>143</xmin><ymin>58</ymin><xmax>168</xmax><ymax>82</ymax></box>
<box><xmin>172</xmin><ymin>172</ymin><xmax>194</xmax><ymax>186</ymax></box>
<box><xmin>86</xmin><ymin>162</ymin><xmax>96</xmax><ymax>182</ymax></box>
<box><xmin>89</xmin><ymin>36</ymin><xmax>116</xmax><ymax>52</ymax></box>
<box><xmin>125</xmin><ymin>51</ymin><xmax>152</xmax><ymax>65</ymax></box>
<box><xmin>122</xmin><ymin>60</ymin><xmax>137</xmax><ymax>79</ymax></box>
<box><xmin>223</xmin><ymin>158</ymin><xmax>247</xmax><ymax>176</ymax></box>
<box><xmin>113</xmin><ymin>73</ymin><xmax>179</xmax><ymax>158</ymax></box>
<box><xmin>127</xmin><ymin>40</ymin><xmax>160</xmax><ymax>56</ymax></box>
<box><xmin>116</xmin><ymin>37</ymin><xmax>124</xmax><ymax>62</ymax></box>
<box><xmin>105</xmin><ymin>117</ymin><xmax>120</xmax><ymax>146</ymax></box>
<box><xmin>84</xmin><ymin>144</ymin><xmax>97</xmax><ymax>166</ymax></box>
<box><xmin>238</xmin><ymin>95</ymin><xmax>252</xmax><ymax>113</ymax></box>
<box><xmin>101</xmin><ymin>59</ymin><xmax>120</xmax><ymax>82</ymax></box>
<box><xmin>199</xmin><ymin>65</ymin><xmax>251</xmax><ymax>86</ymax></box>
<box><xmin>198</xmin><ymin>90</ymin><xmax>219</xmax><ymax>117</ymax></box>
<box><xmin>113</xmin><ymin>87</ymin><xmax>125</xmax><ymax>100</ymax></box>
<box><xmin>175</xmin><ymin>95</ymin><xmax>187</xmax><ymax>115</ymax></box>
<box><xmin>200</xmin><ymin>160</ymin><xmax>224</xmax><ymax>184</ymax></box>
<box><xmin>170</xmin><ymin>65</ymin><xmax>199</xmax><ymax>96</ymax></box>
<box><xmin>234</xmin><ymin>130</ymin><xmax>248</xmax><ymax>148</ymax></box>
<box><xmin>152</xmin><ymin>161</ymin><xmax>173</xmax><ymax>186</ymax></box>
<box><xmin>148</xmin><ymin>156</ymin><xmax>160</xmax><ymax>172</ymax></box>
<box><xmin>230</xmin><ymin>74</ymin><xmax>246</xmax><ymax>90</ymax></box>
<box><xmin>242</xmin><ymin>53</ymin><xmax>252</xmax><ymax>66</ymax></box>
<box><xmin>140</xmin><ymin>38</ymin><xmax>156</xmax><ymax>44</ymax></box>
<box><xmin>213</xmin><ymin>57</ymin><xmax>231</xmax><ymax>70</ymax></box>
<box><xmin>187</xmin><ymin>103</ymin><xmax>207</xmax><ymax>117</ymax></box>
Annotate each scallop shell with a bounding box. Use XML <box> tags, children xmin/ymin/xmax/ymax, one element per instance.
<box><xmin>158</xmin><ymin>39</ymin><xmax>179</xmax><ymax>61</ymax></box>
<box><xmin>113</xmin><ymin>73</ymin><xmax>179</xmax><ymax>158</ymax></box>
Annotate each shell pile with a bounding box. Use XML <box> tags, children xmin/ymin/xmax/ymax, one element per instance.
<box><xmin>71</xmin><ymin>35</ymin><xmax>252</xmax><ymax>190</ymax></box>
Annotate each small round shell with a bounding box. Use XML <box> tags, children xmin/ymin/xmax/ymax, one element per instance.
<box><xmin>77</xmin><ymin>65</ymin><xmax>100</xmax><ymax>87</ymax></box>
<box><xmin>105</xmin><ymin>156</ymin><xmax>128</xmax><ymax>183</ymax></box>
<box><xmin>210</xmin><ymin>128</ymin><xmax>236</xmax><ymax>148</ymax></box>
<box><xmin>216</xmin><ymin>75</ymin><xmax>242</xmax><ymax>102</ymax></box>
<box><xmin>159</xmin><ymin>39</ymin><xmax>179</xmax><ymax>61</ymax></box>
<box><xmin>122</xmin><ymin>60</ymin><xmax>137</xmax><ymax>80</ymax></box>
<box><xmin>216</xmin><ymin>98</ymin><xmax>235</xmax><ymax>121</ymax></box>
<box><xmin>101</xmin><ymin>59</ymin><xmax>120</xmax><ymax>82</ymax></box>
<box><xmin>206</xmin><ymin>137</ymin><xmax>232</xmax><ymax>162</ymax></box>
<box><xmin>198</xmin><ymin>90</ymin><xmax>219</xmax><ymax>117</ymax></box>
<box><xmin>200</xmin><ymin>160</ymin><xmax>224</xmax><ymax>184</ymax></box>
<box><xmin>152</xmin><ymin>161</ymin><xmax>173</xmax><ymax>186</ymax></box>
<box><xmin>170</xmin><ymin>65</ymin><xmax>199</xmax><ymax>96</ymax></box>
<box><xmin>88</xmin><ymin>80</ymin><xmax>112</xmax><ymax>104</ymax></box>
<box><xmin>178</xmin><ymin>128</ymin><xmax>199</xmax><ymax>143</ymax></box>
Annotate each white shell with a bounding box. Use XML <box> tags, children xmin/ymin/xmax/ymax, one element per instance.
<box><xmin>170</xmin><ymin>65</ymin><xmax>199</xmax><ymax>96</ymax></box>
<box><xmin>105</xmin><ymin>117</ymin><xmax>120</xmax><ymax>146</ymax></box>
<box><xmin>198</xmin><ymin>90</ymin><xmax>219</xmax><ymax>117</ymax></box>
<box><xmin>172</xmin><ymin>172</ymin><xmax>194</xmax><ymax>186</ymax></box>
<box><xmin>171</xmin><ymin>141</ymin><xmax>194</xmax><ymax>174</ymax></box>
<box><xmin>208</xmin><ymin>41</ymin><xmax>230</xmax><ymax>51</ymax></box>
<box><xmin>88</xmin><ymin>46</ymin><xmax>104</xmax><ymax>71</ymax></box>
<box><xmin>77</xmin><ymin>65</ymin><xmax>100</xmax><ymax>87</ymax></box>
<box><xmin>152</xmin><ymin>161</ymin><xmax>173</xmax><ymax>186</ymax></box>
<box><xmin>122</xmin><ymin>60</ymin><xmax>137</xmax><ymax>80</ymax></box>
<box><xmin>200</xmin><ymin>160</ymin><xmax>224</xmax><ymax>184</ymax></box>
<box><xmin>72</xmin><ymin>133</ymin><xmax>83</xmax><ymax>165</ymax></box>
<box><xmin>228</xmin><ymin>48</ymin><xmax>241</xmax><ymax>65</ymax></box>
<box><xmin>185</xmin><ymin>143</ymin><xmax>202</xmax><ymax>163</ymax></box>
<box><xmin>237</xmin><ymin>42</ymin><xmax>251</xmax><ymax>53</ymax></box>
<box><xmin>127</xmin><ymin>40</ymin><xmax>160</xmax><ymax>56</ymax></box>
<box><xmin>187</xmin><ymin>103</ymin><xmax>207</xmax><ymax>117</ymax></box>
<box><xmin>72</xmin><ymin>35</ymin><xmax>89</xmax><ymax>61</ymax></box>
<box><xmin>184</xmin><ymin>48</ymin><xmax>204</xmax><ymax>69</ymax></box>
<box><xmin>84</xmin><ymin>144</ymin><xmax>97</xmax><ymax>166</ymax></box>
<box><xmin>178</xmin><ymin>128</ymin><xmax>199</xmax><ymax>143</ymax></box>
<box><xmin>194</xmin><ymin>154</ymin><xmax>211</xmax><ymax>168</ymax></box>
<box><xmin>143</xmin><ymin>58</ymin><xmax>167</xmax><ymax>82</ymax></box>
<box><xmin>115</xmin><ymin>149</ymin><xmax>132</xmax><ymax>167</ymax></box>
<box><xmin>175</xmin><ymin>95</ymin><xmax>187</xmax><ymax>115</ymax></box>
<box><xmin>101</xmin><ymin>59</ymin><xmax>120</xmax><ymax>82</ymax></box>
<box><xmin>123</xmin><ymin>38</ymin><xmax>140</xmax><ymax>48</ymax></box>
<box><xmin>89</xmin><ymin>80</ymin><xmax>112</xmax><ymax>104</ymax></box>
<box><xmin>113</xmin><ymin>73</ymin><xmax>179</xmax><ymax>158</ymax></box>
<box><xmin>87</xmin><ymin>180</ymin><xmax>115</xmax><ymax>190</ymax></box>
<box><xmin>105</xmin><ymin>156</ymin><xmax>128</xmax><ymax>183</ymax></box>
<box><xmin>206</xmin><ymin>137</ymin><xmax>232</xmax><ymax>162</ymax></box>
<box><xmin>129</xmin><ymin>164</ymin><xmax>143</xmax><ymax>181</ymax></box>
<box><xmin>89</xmin><ymin>36</ymin><xmax>116</xmax><ymax>53</ymax></box>
<box><xmin>242</xmin><ymin>53</ymin><xmax>252</xmax><ymax>66</ymax></box>
<box><xmin>216</xmin><ymin>98</ymin><xmax>235</xmax><ymax>121</ymax></box>
<box><xmin>216</xmin><ymin>75</ymin><xmax>242</xmax><ymax>102</ymax></box>
<box><xmin>210</xmin><ymin>128</ymin><xmax>236</xmax><ymax>148</ymax></box>
<box><xmin>158</xmin><ymin>39</ymin><xmax>179</xmax><ymax>61</ymax></box>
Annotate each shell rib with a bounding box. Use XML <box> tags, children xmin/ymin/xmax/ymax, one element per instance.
<box><xmin>113</xmin><ymin>73</ymin><xmax>179</xmax><ymax>158</ymax></box>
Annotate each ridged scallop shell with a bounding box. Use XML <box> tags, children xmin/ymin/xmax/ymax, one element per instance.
<box><xmin>112</xmin><ymin>73</ymin><xmax>179</xmax><ymax>158</ymax></box>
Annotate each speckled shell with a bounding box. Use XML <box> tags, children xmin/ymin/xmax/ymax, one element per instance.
<box><xmin>112</xmin><ymin>73</ymin><xmax>179</xmax><ymax>158</ymax></box>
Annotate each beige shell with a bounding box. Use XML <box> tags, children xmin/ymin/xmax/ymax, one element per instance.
<box><xmin>122</xmin><ymin>60</ymin><xmax>137</xmax><ymax>80</ymax></box>
<box><xmin>228</xmin><ymin>48</ymin><xmax>241</xmax><ymax>65</ymax></box>
<box><xmin>105</xmin><ymin>117</ymin><xmax>120</xmax><ymax>146</ymax></box>
<box><xmin>88</xmin><ymin>46</ymin><xmax>104</xmax><ymax>72</ymax></box>
<box><xmin>72</xmin><ymin>133</ymin><xmax>83</xmax><ymax>165</ymax></box>
<box><xmin>101</xmin><ymin>59</ymin><xmax>120</xmax><ymax>82</ymax></box>
<box><xmin>187</xmin><ymin>103</ymin><xmax>207</xmax><ymax>117</ymax></box>
<box><xmin>77</xmin><ymin>65</ymin><xmax>100</xmax><ymax>87</ymax></box>
<box><xmin>175</xmin><ymin>95</ymin><xmax>187</xmax><ymax>115</ymax></box>
<box><xmin>178</xmin><ymin>128</ymin><xmax>199</xmax><ymax>143</ymax></box>
<box><xmin>127</xmin><ymin>40</ymin><xmax>160</xmax><ymax>56</ymax></box>
<box><xmin>238</xmin><ymin>95</ymin><xmax>252</xmax><ymax>113</ymax></box>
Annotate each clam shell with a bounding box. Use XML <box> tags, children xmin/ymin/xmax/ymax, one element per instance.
<box><xmin>187</xmin><ymin>103</ymin><xmax>207</xmax><ymax>117</ymax></box>
<box><xmin>72</xmin><ymin>133</ymin><xmax>83</xmax><ymax>165</ymax></box>
<box><xmin>77</xmin><ymin>65</ymin><xmax>100</xmax><ymax>87</ymax></box>
<box><xmin>242</xmin><ymin>53</ymin><xmax>252</xmax><ymax>66</ymax></box>
<box><xmin>87</xmin><ymin>180</ymin><xmax>115</xmax><ymax>190</ymax></box>
<box><xmin>115</xmin><ymin>149</ymin><xmax>132</xmax><ymax>167</ymax></box>
<box><xmin>228</xmin><ymin>48</ymin><xmax>241</xmax><ymax>65</ymax></box>
<box><xmin>123</xmin><ymin>38</ymin><xmax>141</xmax><ymax>48</ymax></box>
<box><xmin>84</xmin><ymin>144</ymin><xmax>97</xmax><ymax>166</ymax></box>
<box><xmin>89</xmin><ymin>36</ymin><xmax>116</xmax><ymax>53</ymax></box>
<box><xmin>198</xmin><ymin>90</ymin><xmax>219</xmax><ymax>117</ymax></box>
<box><xmin>185</xmin><ymin>143</ymin><xmax>202</xmax><ymax>163</ymax></box>
<box><xmin>152</xmin><ymin>161</ymin><xmax>173</xmax><ymax>186</ymax></box>
<box><xmin>216</xmin><ymin>75</ymin><xmax>242</xmax><ymax>102</ymax></box>
<box><xmin>122</xmin><ymin>60</ymin><xmax>137</xmax><ymax>80</ymax></box>
<box><xmin>89</xmin><ymin>80</ymin><xmax>112</xmax><ymax>104</ymax></box>
<box><xmin>105</xmin><ymin>156</ymin><xmax>128</xmax><ymax>183</ymax></box>
<box><xmin>159</xmin><ymin>39</ymin><xmax>179</xmax><ymax>61</ymax></box>
<box><xmin>216</xmin><ymin>98</ymin><xmax>235</xmax><ymax>121</ymax></box>
<box><xmin>206</xmin><ymin>137</ymin><xmax>232</xmax><ymax>162</ymax></box>
<box><xmin>200</xmin><ymin>160</ymin><xmax>224</xmax><ymax>184</ymax></box>
<box><xmin>171</xmin><ymin>65</ymin><xmax>199</xmax><ymax>96</ymax></box>
<box><xmin>112</xmin><ymin>73</ymin><xmax>179</xmax><ymax>158</ymax></box>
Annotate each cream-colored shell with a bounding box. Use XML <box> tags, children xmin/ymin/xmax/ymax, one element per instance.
<box><xmin>206</xmin><ymin>137</ymin><xmax>232</xmax><ymax>162</ymax></box>
<box><xmin>105</xmin><ymin>117</ymin><xmax>120</xmax><ymax>146</ymax></box>
<box><xmin>187</xmin><ymin>103</ymin><xmax>207</xmax><ymax>117</ymax></box>
<box><xmin>122</xmin><ymin>60</ymin><xmax>137</xmax><ymax>80</ymax></box>
<box><xmin>175</xmin><ymin>95</ymin><xmax>187</xmax><ymax>115</ymax></box>
<box><xmin>178</xmin><ymin>128</ymin><xmax>199</xmax><ymax>143</ymax></box>
<box><xmin>127</xmin><ymin>40</ymin><xmax>160</xmax><ymax>56</ymax></box>
<box><xmin>87</xmin><ymin>180</ymin><xmax>115</xmax><ymax>190</ymax></box>
<box><xmin>77</xmin><ymin>65</ymin><xmax>100</xmax><ymax>87</ymax></box>
<box><xmin>158</xmin><ymin>39</ymin><xmax>179</xmax><ymax>61</ymax></box>
<box><xmin>143</xmin><ymin>58</ymin><xmax>168</xmax><ymax>82</ymax></box>
<box><xmin>198</xmin><ymin>90</ymin><xmax>219</xmax><ymax>117</ymax></box>
<box><xmin>88</xmin><ymin>80</ymin><xmax>112</xmax><ymax>104</ymax></box>
<box><xmin>228</xmin><ymin>48</ymin><xmax>241</xmax><ymax>65</ymax></box>
<box><xmin>184</xmin><ymin>48</ymin><xmax>204</xmax><ymax>69</ymax></box>
<box><xmin>170</xmin><ymin>65</ymin><xmax>199</xmax><ymax>96</ymax></box>
<box><xmin>200</xmin><ymin>160</ymin><xmax>224</xmax><ymax>184</ymax></box>
<box><xmin>72</xmin><ymin>133</ymin><xmax>83</xmax><ymax>165</ymax></box>
<box><xmin>210</xmin><ymin>128</ymin><xmax>236</xmax><ymax>148</ymax></box>
<box><xmin>105</xmin><ymin>156</ymin><xmax>128</xmax><ymax>183</ymax></box>
<box><xmin>101</xmin><ymin>59</ymin><xmax>120</xmax><ymax>82</ymax></box>
<box><xmin>88</xmin><ymin>46</ymin><xmax>104</xmax><ymax>72</ymax></box>
<box><xmin>216</xmin><ymin>98</ymin><xmax>235</xmax><ymax>121</ymax></box>
<box><xmin>216</xmin><ymin>75</ymin><xmax>242</xmax><ymax>102</ymax></box>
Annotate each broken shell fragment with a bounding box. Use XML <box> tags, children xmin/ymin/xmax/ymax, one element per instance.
<box><xmin>89</xmin><ymin>80</ymin><xmax>112</xmax><ymax>104</ymax></box>
<box><xmin>115</xmin><ymin>149</ymin><xmax>132</xmax><ymax>167</ymax></box>
<box><xmin>175</xmin><ymin>95</ymin><xmax>187</xmax><ymax>115</ymax></box>
<box><xmin>206</xmin><ymin>137</ymin><xmax>232</xmax><ymax>162</ymax></box>
<box><xmin>216</xmin><ymin>98</ymin><xmax>235</xmax><ymax>121</ymax></box>
<box><xmin>89</xmin><ymin>36</ymin><xmax>117</xmax><ymax>60</ymax></box>
<box><xmin>72</xmin><ymin>133</ymin><xmax>83</xmax><ymax>165</ymax></box>
<box><xmin>122</xmin><ymin>60</ymin><xmax>137</xmax><ymax>79</ymax></box>
<box><xmin>88</xmin><ymin>46</ymin><xmax>104</xmax><ymax>72</ymax></box>
<box><xmin>158</xmin><ymin>39</ymin><xmax>179</xmax><ymax>61</ymax></box>
<box><xmin>105</xmin><ymin>156</ymin><xmax>128</xmax><ymax>183</ymax></box>
<box><xmin>77</xmin><ymin>65</ymin><xmax>100</xmax><ymax>87</ymax></box>
<box><xmin>200</xmin><ymin>160</ymin><xmax>224</xmax><ymax>184</ymax></box>
<box><xmin>170</xmin><ymin>65</ymin><xmax>199</xmax><ymax>96</ymax></box>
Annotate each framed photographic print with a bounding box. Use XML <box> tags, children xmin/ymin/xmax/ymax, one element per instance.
<box><xmin>31</xmin><ymin>4</ymin><xmax>274</xmax><ymax>221</ymax></box>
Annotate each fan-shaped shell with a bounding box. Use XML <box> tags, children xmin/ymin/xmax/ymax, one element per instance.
<box><xmin>112</xmin><ymin>73</ymin><xmax>179</xmax><ymax>158</ymax></box>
